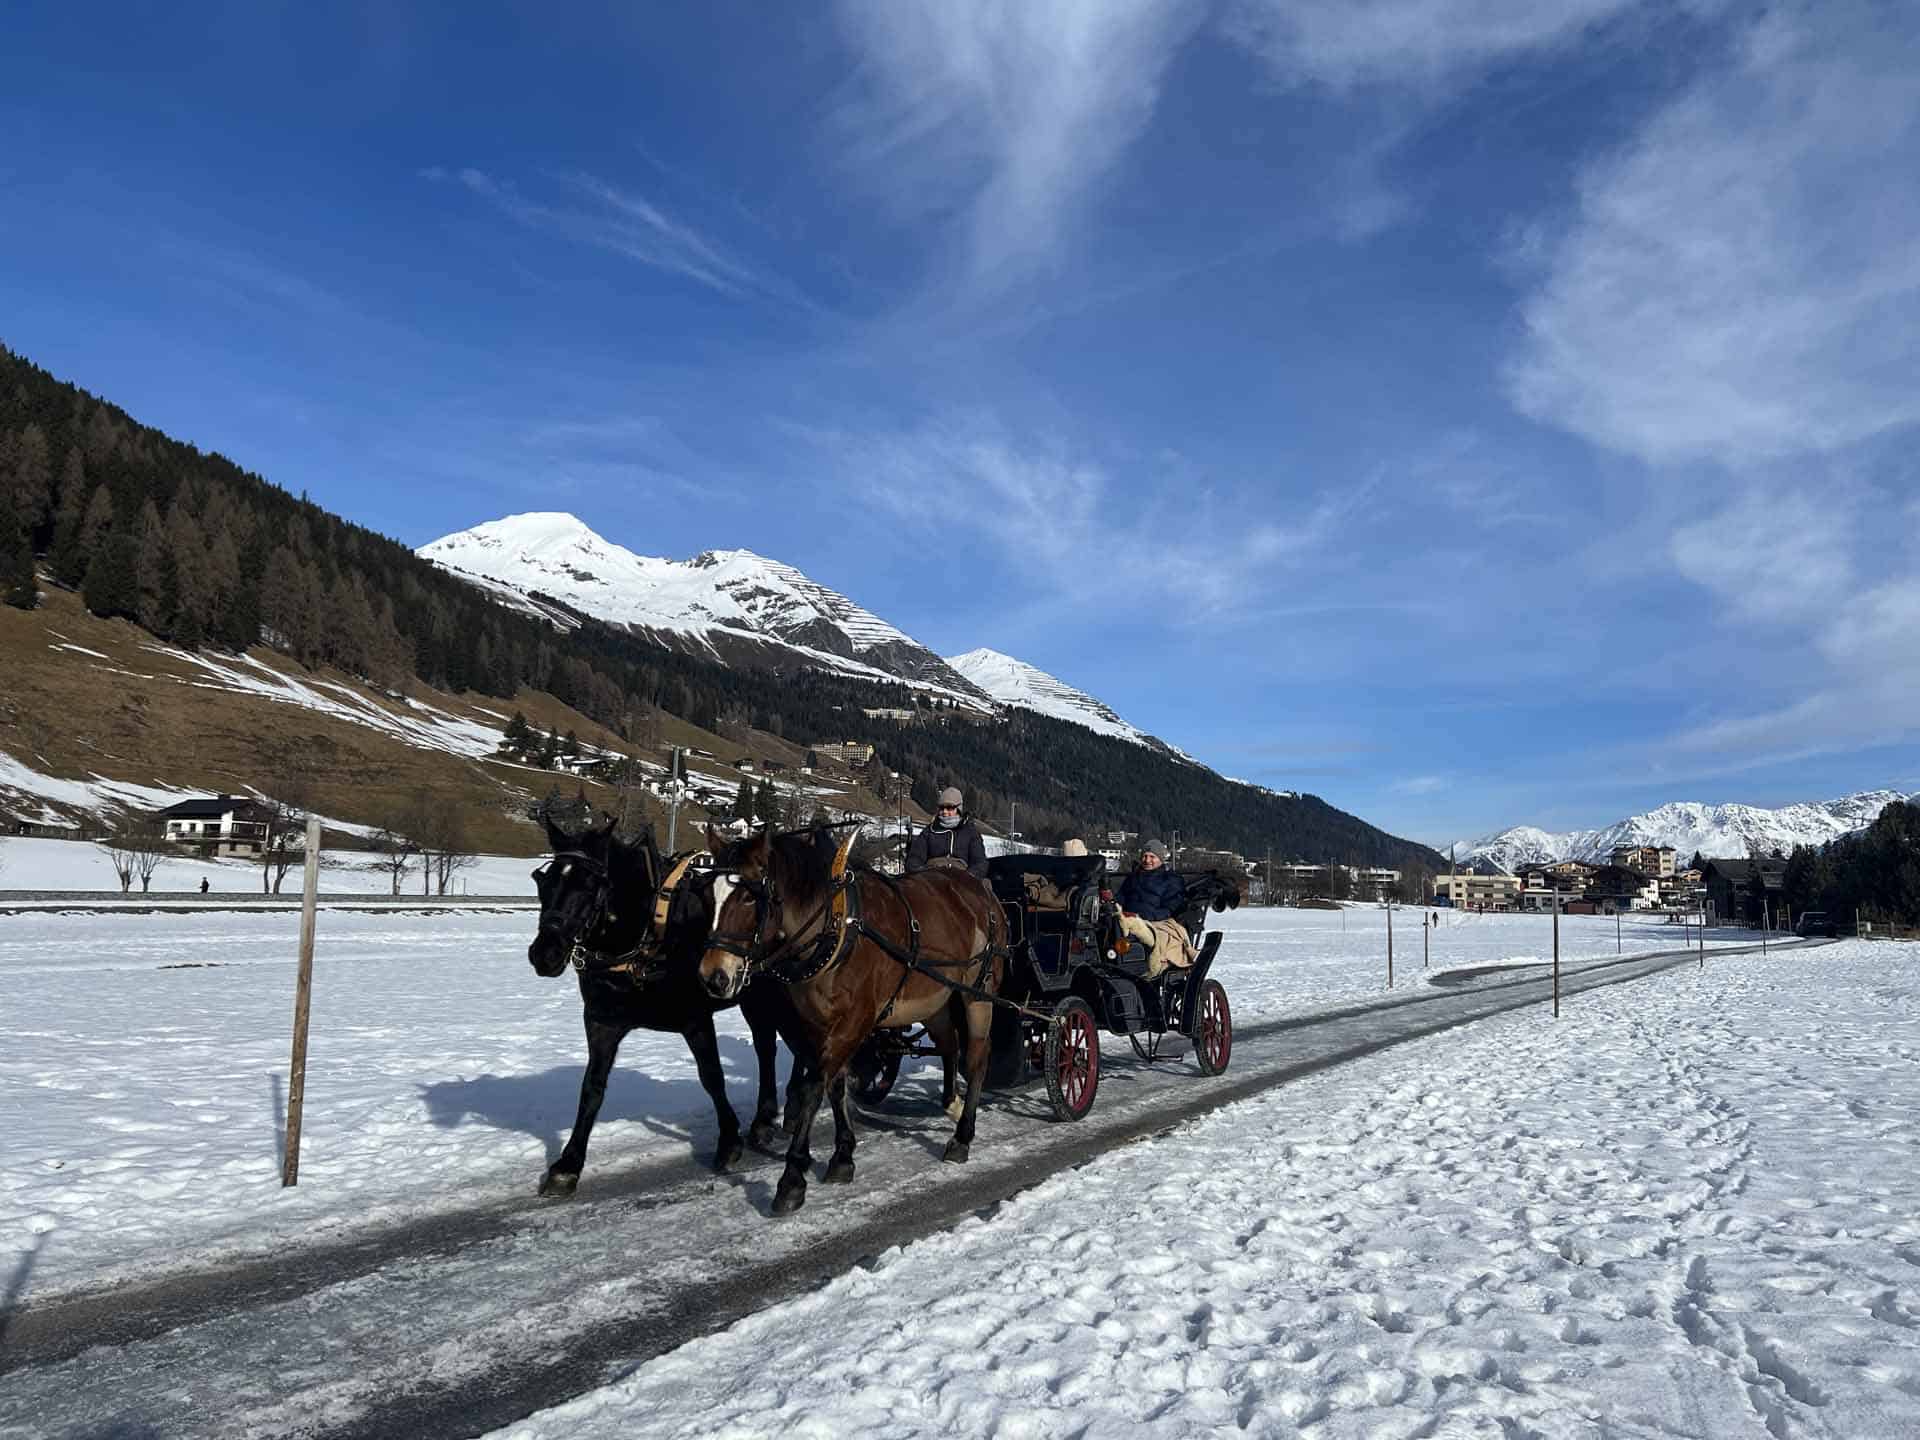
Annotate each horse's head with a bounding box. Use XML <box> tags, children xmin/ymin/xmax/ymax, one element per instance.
<box><xmin>527</xmin><ymin>813</ymin><xmax>657</xmax><ymax>977</ymax></box>
<box><xmin>698</xmin><ymin>827</ymin><xmax>775</xmax><ymax>1000</ymax></box>
<box><xmin>698</xmin><ymin>825</ymin><xmax>836</xmax><ymax>1000</ymax></box>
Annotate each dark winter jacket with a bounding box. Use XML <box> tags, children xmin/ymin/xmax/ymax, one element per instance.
<box><xmin>906</xmin><ymin>817</ymin><xmax>988</xmax><ymax>878</ymax></box>
<box><xmin>1118</xmin><ymin>865</ymin><xmax>1187</xmax><ymax>921</ymax></box>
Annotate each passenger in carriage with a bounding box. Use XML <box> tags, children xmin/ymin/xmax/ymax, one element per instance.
<box><xmin>1116</xmin><ymin>839</ymin><xmax>1197</xmax><ymax>978</ymax></box>
<box><xmin>905</xmin><ymin>786</ymin><xmax>989</xmax><ymax>879</ymax></box>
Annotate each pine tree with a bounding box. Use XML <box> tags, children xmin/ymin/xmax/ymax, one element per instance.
<box><xmin>133</xmin><ymin>498</ymin><xmax>166</xmax><ymax>630</ymax></box>
<box><xmin>733</xmin><ymin>778</ymin><xmax>754</xmax><ymax>821</ymax></box>
<box><xmin>754</xmin><ymin>777</ymin><xmax>778</xmax><ymax>825</ymax></box>
<box><xmin>82</xmin><ymin>530</ymin><xmax>140</xmax><ymax>619</ymax></box>
<box><xmin>2</xmin><ymin>495</ymin><xmax>37</xmax><ymax>610</ymax></box>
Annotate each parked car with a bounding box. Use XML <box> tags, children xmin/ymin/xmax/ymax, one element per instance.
<box><xmin>1793</xmin><ymin>911</ymin><xmax>1837</xmax><ymax>938</ymax></box>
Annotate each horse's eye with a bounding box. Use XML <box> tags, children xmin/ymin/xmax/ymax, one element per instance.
<box><xmin>560</xmin><ymin>863</ymin><xmax>572</xmax><ymax>877</ymax></box>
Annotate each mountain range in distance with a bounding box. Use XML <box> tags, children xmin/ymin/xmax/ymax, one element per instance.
<box><xmin>420</xmin><ymin>512</ymin><xmax>1186</xmax><ymax>757</ymax></box>
<box><xmin>1452</xmin><ymin>789</ymin><xmax>1916</xmax><ymax>873</ymax></box>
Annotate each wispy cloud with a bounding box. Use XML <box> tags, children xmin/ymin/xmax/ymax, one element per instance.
<box><xmin>831</xmin><ymin>0</ymin><xmax>1206</xmax><ymax>291</ymax></box>
<box><xmin>1658</xmin><ymin>480</ymin><xmax>1920</xmax><ymax>764</ymax></box>
<box><xmin>1225</xmin><ymin>0</ymin><xmax>1645</xmax><ymax>93</ymax></box>
<box><xmin>802</xmin><ymin>414</ymin><xmax>1359</xmax><ymax>619</ymax></box>
<box><xmin>1394</xmin><ymin>774</ymin><xmax>1450</xmax><ymax>795</ymax></box>
<box><xmin>426</xmin><ymin>166</ymin><xmax>772</xmax><ymax>299</ymax></box>
<box><xmin>1505</xmin><ymin>2</ymin><xmax>1920</xmax><ymax>465</ymax></box>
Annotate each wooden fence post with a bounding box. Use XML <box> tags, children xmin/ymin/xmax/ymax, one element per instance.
<box><xmin>282</xmin><ymin>816</ymin><xmax>322</xmax><ymax>1187</ymax></box>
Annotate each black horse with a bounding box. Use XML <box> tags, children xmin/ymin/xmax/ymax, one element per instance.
<box><xmin>527</xmin><ymin>814</ymin><xmax>788</xmax><ymax>1195</ymax></box>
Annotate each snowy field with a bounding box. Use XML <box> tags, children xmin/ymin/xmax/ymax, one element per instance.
<box><xmin>496</xmin><ymin>938</ymin><xmax>1920</xmax><ymax>1440</ymax></box>
<box><xmin>0</xmin><ymin>834</ymin><xmax>538</xmax><ymax>896</ymax></box>
<box><xmin>0</xmin><ymin>904</ymin><xmax>1770</xmax><ymax>1298</ymax></box>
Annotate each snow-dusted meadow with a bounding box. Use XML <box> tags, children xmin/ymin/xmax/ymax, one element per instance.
<box><xmin>0</xmin><ymin>834</ymin><xmax>538</xmax><ymax>897</ymax></box>
<box><xmin>0</xmin><ymin>903</ymin><xmax>1775</xmax><ymax>1294</ymax></box>
<box><xmin>497</xmin><ymin>937</ymin><xmax>1920</xmax><ymax>1440</ymax></box>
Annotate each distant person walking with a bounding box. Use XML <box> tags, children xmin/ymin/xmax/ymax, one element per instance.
<box><xmin>199</xmin><ymin>877</ymin><xmax>210</xmax><ymax>895</ymax></box>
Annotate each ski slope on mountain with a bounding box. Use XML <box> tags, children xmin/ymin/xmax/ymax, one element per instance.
<box><xmin>1456</xmin><ymin>789</ymin><xmax>1915</xmax><ymax>872</ymax></box>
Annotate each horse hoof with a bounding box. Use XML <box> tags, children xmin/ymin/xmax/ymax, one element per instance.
<box><xmin>942</xmin><ymin>1140</ymin><xmax>970</xmax><ymax>1164</ymax></box>
<box><xmin>772</xmin><ymin>1180</ymin><xmax>807</xmax><ymax>1216</ymax></box>
<box><xmin>713</xmin><ymin>1137</ymin><xmax>745</xmax><ymax>1172</ymax></box>
<box><xmin>749</xmin><ymin>1122</ymin><xmax>780</xmax><ymax>1152</ymax></box>
<box><xmin>539</xmin><ymin>1170</ymin><xmax>580</xmax><ymax>1198</ymax></box>
<box><xmin>823</xmin><ymin>1157</ymin><xmax>855</xmax><ymax>1184</ymax></box>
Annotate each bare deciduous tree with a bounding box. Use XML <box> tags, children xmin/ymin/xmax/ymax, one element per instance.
<box><xmin>101</xmin><ymin>815</ymin><xmax>168</xmax><ymax>893</ymax></box>
<box><xmin>369</xmin><ymin>826</ymin><xmax>417</xmax><ymax>896</ymax></box>
<box><xmin>258</xmin><ymin>783</ymin><xmax>312</xmax><ymax>894</ymax></box>
<box><xmin>406</xmin><ymin>790</ymin><xmax>477</xmax><ymax>896</ymax></box>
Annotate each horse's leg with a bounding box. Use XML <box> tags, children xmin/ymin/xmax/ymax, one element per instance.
<box><xmin>743</xmin><ymin>992</ymin><xmax>781</xmax><ymax>1152</ymax></box>
<box><xmin>772</xmin><ymin>1047</ymin><xmax>825</xmax><ymax>1216</ymax></box>
<box><xmin>541</xmin><ymin>1018</ymin><xmax>626</xmax><ymax>1197</ymax></box>
<box><xmin>822</xmin><ymin>1071</ymin><xmax>857</xmax><ymax>1184</ymax></box>
<box><xmin>944</xmin><ymin>998</ymin><xmax>995</xmax><ymax>1164</ymax></box>
<box><xmin>934</xmin><ymin>1008</ymin><xmax>965</xmax><ymax>1121</ymax></box>
<box><xmin>773</xmin><ymin>1026</ymin><xmax>860</xmax><ymax>1217</ymax></box>
<box><xmin>682</xmin><ymin>1017</ymin><xmax>744</xmax><ymax>1172</ymax></box>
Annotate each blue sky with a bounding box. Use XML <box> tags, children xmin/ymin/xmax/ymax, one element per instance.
<box><xmin>4</xmin><ymin>0</ymin><xmax>1917</xmax><ymax>847</ymax></box>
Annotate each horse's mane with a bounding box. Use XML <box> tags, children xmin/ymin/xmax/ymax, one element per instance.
<box><xmin>765</xmin><ymin>825</ymin><xmax>842</xmax><ymax>908</ymax></box>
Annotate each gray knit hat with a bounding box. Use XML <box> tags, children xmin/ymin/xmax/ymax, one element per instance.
<box><xmin>1143</xmin><ymin>838</ymin><xmax>1168</xmax><ymax>860</ymax></box>
<box><xmin>937</xmin><ymin>786</ymin><xmax>964</xmax><ymax>809</ymax></box>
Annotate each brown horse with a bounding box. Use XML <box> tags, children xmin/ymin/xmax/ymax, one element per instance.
<box><xmin>698</xmin><ymin>826</ymin><xmax>1007</xmax><ymax>1216</ymax></box>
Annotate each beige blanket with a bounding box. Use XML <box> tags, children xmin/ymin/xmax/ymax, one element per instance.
<box><xmin>1117</xmin><ymin>911</ymin><xmax>1197</xmax><ymax>978</ymax></box>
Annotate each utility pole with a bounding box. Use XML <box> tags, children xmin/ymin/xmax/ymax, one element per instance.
<box><xmin>1386</xmin><ymin>900</ymin><xmax>1394</xmax><ymax>989</ymax></box>
<box><xmin>665</xmin><ymin>746</ymin><xmax>686</xmax><ymax>852</ymax></box>
<box><xmin>1009</xmin><ymin>800</ymin><xmax>1018</xmax><ymax>846</ymax></box>
<box><xmin>1552</xmin><ymin>888</ymin><xmax>1562</xmax><ymax>1019</ymax></box>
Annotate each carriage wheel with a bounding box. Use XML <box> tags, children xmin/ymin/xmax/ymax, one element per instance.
<box><xmin>1044</xmin><ymin>996</ymin><xmax>1100</xmax><ymax>1121</ymax></box>
<box><xmin>1193</xmin><ymin>979</ymin><xmax>1232</xmax><ymax>1076</ymax></box>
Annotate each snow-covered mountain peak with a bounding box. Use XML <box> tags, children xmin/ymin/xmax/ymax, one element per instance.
<box><xmin>946</xmin><ymin>648</ymin><xmax>1169</xmax><ymax>752</ymax></box>
<box><xmin>1452</xmin><ymin>789</ymin><xmax>1916</xmax><ymax>873</ymax></box>
<box><xmin>419</xmin><ymin>515</ymin><xmax>987</xmax><ymax>701</ymax></box>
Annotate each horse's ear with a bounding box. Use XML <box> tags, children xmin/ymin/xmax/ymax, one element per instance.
<box><xmin>595</xmin><ymin>810</ymin><xmax>618</xmax><ymax>836</ymax></box>
<box><xmin>742</xmin><ymin>825</ymin><xmax>772</xmax><ymax>875</ymax></box>
<box><xmin>704</xmin><ymin>823</ymin><xmax>723</xmax><ymax>852</ymax></box>
<box><xmin>543</xmin><ymin>815</ymin><xmax>569</xmax><ymax>853</ymax></box>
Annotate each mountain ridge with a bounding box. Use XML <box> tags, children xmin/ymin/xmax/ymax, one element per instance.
<box><xmin>1452</xmin><ymin>789</ymin><xmax>1916</xmax><ymax>873</ymax></box>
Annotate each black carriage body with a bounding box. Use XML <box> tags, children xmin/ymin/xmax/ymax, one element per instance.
<box><xmin>982</xmin><ymin>855</ymin><xmax>1227</xmax><ymax>1088</ymax></box>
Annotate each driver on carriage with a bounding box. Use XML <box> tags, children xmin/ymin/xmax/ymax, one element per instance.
<box><xmin>905</xmin><ymin>786</ymin><xmax>989</xmax><ymax>879</ymax></box>
<box><xmin>1116</xmin><ymin>839</ymin><xmax>1198</xmax><ymax>978</ymax></box>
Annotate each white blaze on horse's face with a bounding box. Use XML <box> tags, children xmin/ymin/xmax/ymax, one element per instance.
<box><xmin>708</xmin><ymin>873</ymin><xmax>737</xmax><ymax>934</ymax></box>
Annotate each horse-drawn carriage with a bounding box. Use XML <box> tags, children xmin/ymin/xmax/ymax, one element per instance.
<box><xmin>529</xmin><ymin>817</ymin><xmax>1237</xmax><ymax>1215</ymax></box>
<box><xmin>858</xmin><ymin>851</ymin><xmax>1237</xmax><ymax>1121</ymax></box>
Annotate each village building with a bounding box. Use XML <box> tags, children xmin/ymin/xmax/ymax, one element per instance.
<box><xmin>1433</xmin><ymin>872</ymin><xmax>1524</xmax><ymax>911</ymax></box>
<box><xmin>1611</xmin><ymin>844</ymin><xmax>1677</xmax><ymax>878</ymax></box>
<box><xmin>1702</xmin><ymin>857</ymin><xmax>1787</xmax><ymax>926</ymax></box>
<box><xmin>157</xmin><ymin>795</ymin><xmax>274</xmax><ymax>856</ymax></box>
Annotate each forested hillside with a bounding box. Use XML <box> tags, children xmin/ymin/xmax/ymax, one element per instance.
<box><xmin>0</xmin><ymin>343</ymin><xmax>1441</xmax><ymax>869</ymax></box>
